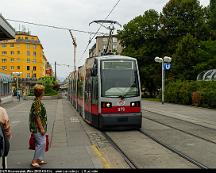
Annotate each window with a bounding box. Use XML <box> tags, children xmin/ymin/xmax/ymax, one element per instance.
<box><xmin>32</xmin><ymin>74</ymin><xmax>36</xmax><ymax>78</ymax></box>
<box><xmin>17</xmin><ymin>66</ymin><xmax>20</xmax><ymax>70</ymax></box>
<box><xmin>1</xmin><ymin>43</ymin><xmax>6</xmax><ymax>48</ymax></box>
<box><xmin>17</xmin><ymin>44</ymin><xmax>20</xmax><ymax>48</ymax></box>
<box><xmin>2</xmin><ymin>66</ymin><xmax>6</xmax><ymax>70</ymax></box>
<box><xmin>112</xmin><ymin>44</ymin><xmax>117</xmax><ymax>50</ymax></box>
<box><xmin>10</xmin><ymin>66</ymin><xmax>14</xmax><ymax>70</ymax></box>
<box><xmin>10</xmin><ymin>58</ymin><xmax>15</xmax><ymax>62</ymax></box>
<box><xmin>27</xmin><ymin>58</ymin><xmax>31</xmax><ymax>63</ymax></box>
<box><xmin>17</xmin><ymin>58</ymin><xmax>21</xmax><ymax>62</ymax></box>
<box><xmin>32</xmin><ymin>59</ymin><xmax>37</xmax><ymax>63</ymax></box>
<box><xmin>33</xmin><ymin>66</ymin><xmax>37</xmax><ymax>71</ymax></box>
<box><xmin>10</xmin><ymin>43</ymin><xmax>14</xmax><ymax>47</ymax></box>
<box><xmin>2</xmin><ymin>59</ymin><xmax>7</xmax><ymax>63</ymax></box>
<box><xmin>112</xmin><ymin>37</ymin><xmax>117</xmax><ymax>43</ymax></box>
<box><xmin>103</xmin><ymin>45</ymin><xmax>106</xmax><ymax>50</ymax></box>
<box><xmin>33</xmin><ymin>52</ymin><xmax>36</xmax><ymax>56</ymax></box>
<box><xmin>102</xmin><ymin>38</ymin><xmax>107</xmax><ymax>42</ymax></box>
<box><xmin>10</xmin><ymin>51</ymin><xmax>14</xmax><ymax>55</ymax></box>
<box><xmin>17</xmin><ymin>51</ymin><xmax>20</xmax><ymax>55</ymax></box>
<box><xmin>2</xmin><ymin>51</ymin><xmax>7</xmax><ymax>55</ymax></box>
<box><xmin>27</xmin><ymin>51</ymin><xmax>30</xmax><ymax>56</ymax></box>
<box><xmin>33</xmin><ymin>45</ymin><xmax>37</xmax><ymax>49</ymax></box>
<box><xmin>27</xmin><ymin>66</ymin><xmax>30</xmax><ymax>70</ymax></box>
<box><xmin>27</xmin><ymin>73</ymin><xmax>30</xmax><ymax>78</ymax></box>
<box><xmin>26</xmin><ymin>44</ymin><xmax>30</xmax><ymax>49</ymax></box>
<box><xmin>25</xmin><ymin>37</ymin><xmax>28</xmax><ymax>40</ymax></box>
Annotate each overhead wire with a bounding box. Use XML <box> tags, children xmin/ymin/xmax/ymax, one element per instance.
<box><xmin>6</xmin><ymin>18</ymin><xmax>105</xmax><ymax>35</ymax></box>
<box><xmin>79</xmin><ymin>0</ymin><xmax>121</xmax><ymax>62</ymax></box>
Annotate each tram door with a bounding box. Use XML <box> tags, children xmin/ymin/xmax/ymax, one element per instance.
<box><xmin>91</xmin><ymin>77</ymin><xmax>99</xmax><ymax>127</ymax></box>
<box><xmin>84</xmin><ymin>70</ymin><xmax>92</xmax><ymax>123</ymax></box>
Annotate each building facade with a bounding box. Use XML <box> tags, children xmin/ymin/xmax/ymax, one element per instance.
<box><xmin>0</xmin><ymin>14</ymin><xmax>15</xmax><ymax>103</ymax></box>
<box><xmin>0</xmin><ymin>31</ymin><xmax>46</xmax><ymax>79</ymax></box>
<box><xmin>89</xmin><ymin>35</ymin><xmax>123</xmax><ymax>57</ymax></box>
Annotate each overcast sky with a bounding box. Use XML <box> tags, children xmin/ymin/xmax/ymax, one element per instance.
<box><xmin>0</xmin><ymin>0</ymin><xmax>209</xmax><ymax>80</ymax></box>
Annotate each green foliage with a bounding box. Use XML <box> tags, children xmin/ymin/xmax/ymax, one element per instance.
<box><xmin>38</xmin><ymin>76</ymin><xmax>59</xmax><ymax>96</ymax></box>
<box><xmin>165</xmin><ymin>80</ymin><xmax>216</xmax><ymax>108</ymax></box>
<box><xmin>209</xmin><ymin>0</ymin><xmax>216</xmax><ymax>30</ymax></box>
<box><xmin>172</xmin><ymin>34</ymin><xmax>200</xmax><ymax>80</ymax></box>
<box><xmin>118</xmin><ymin>0</ymin><xmax>216</xmax><ymax>98</ymax></box>
<box><xmin>160</xmin><ymin>0</ymin><xmax>208</xmax><ymax>42</ymax></box>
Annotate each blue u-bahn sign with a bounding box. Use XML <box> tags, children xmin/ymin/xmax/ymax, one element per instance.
<box><xmin>164</xmin><ymin>63</ymin><xmax>171</xmax><ymax>70</ymax></box>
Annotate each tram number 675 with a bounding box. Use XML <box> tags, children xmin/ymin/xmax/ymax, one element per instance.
<box><xmin>118</xmin><ymin>107</ymin><xmax>125</xmax><ymax>112</ymax></box>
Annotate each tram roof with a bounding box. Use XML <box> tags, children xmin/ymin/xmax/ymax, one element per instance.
<box><xmin>89</xmin><ymin>55</ymin><xmax>137</xmax><ymax>61</ymax></box>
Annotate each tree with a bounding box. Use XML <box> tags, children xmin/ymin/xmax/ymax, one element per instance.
<box><xmin>172</xmin><ymin>34</ymin><xmax>200</xmax><ymax>80</ymax></box>
<box><xmin>118</xmin><ymin>10</ymin><xmax>162</xmax><ymax>96</ymax></box>
<box><xmin>209</xmin><ymin>0</ymin><xmax>216</xmax><ymax>29</ymax></box>
<box><xmin>160</xmin><ymin>0</ymin><xmax>209</xmax><ymax>54</ymax></box>
<box><xmin>38</xmin><ymin>76</ymin><xmax>58</xmax><ymax>96</ymax></box>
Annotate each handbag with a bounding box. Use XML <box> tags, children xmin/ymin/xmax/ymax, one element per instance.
<box><xmin>28</xmin><ymin>133</ymin><xmax>49</xmax><ymax>152</ymax></box>
<box><xmin>28</xmin><ymin>133</ymin><xmax>35</xmax><ymax>150</ymax></box>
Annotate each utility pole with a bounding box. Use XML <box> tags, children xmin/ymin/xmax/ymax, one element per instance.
<box><xmin>68</xmin><ymin>30</ymin><xmax>77</xmax><ymax>109</ymax></box>
<box><xmin>68</xmin><ymin>30</ymin><xmax>77</xmax><ymax>72</ymax></box>
<box><xmin>55</xmin><ymin>61</ymin><xmax>57</xmax><ymax>80</ymax></box>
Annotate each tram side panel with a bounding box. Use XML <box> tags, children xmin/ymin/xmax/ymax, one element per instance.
<box><xmin>77</xmin><ymin>66</ymin><xmax>85</xmax><ymax>116</ymax></box>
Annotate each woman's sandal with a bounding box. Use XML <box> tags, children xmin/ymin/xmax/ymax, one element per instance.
<box><xmin>31</xmin><ymin>162</ymin><xmax>41</xmax><ymax>168</ymax></box>
<box><xmin>37</xmin><ymin>160</ymin><xmax>47</xmax><ymax>165</ymax></box>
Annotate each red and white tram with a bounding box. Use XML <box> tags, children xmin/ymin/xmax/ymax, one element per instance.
<box><xmin>68</xmin><ymin>55</ymin><xmax>142</xmax><ymax>130</ymax></box>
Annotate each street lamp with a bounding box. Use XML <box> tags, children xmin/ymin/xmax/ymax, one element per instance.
<box><xmin>12</xmin><ymin>72</ymin><xmax>22</xmax><ymax>93</ymax></box>
<box><xmin>154</xmin><ymin>56</ymin><xmax>172</xmax><ymax>104</ymax></box>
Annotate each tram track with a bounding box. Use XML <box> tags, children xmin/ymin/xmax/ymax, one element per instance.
<box><xmin>139</xmin><ymin>129</ymin><xmax>208</xmax><ymax>169</ymax></box>
<box><xmin>101</xmin><ymin>109</ymin><xmax>216</xmax><ymax>168</ymax></box>
<box><xmin>140</xmin><ymin>111</ymin><xmax>216</xmax><ymax>168</ymax></box>
<box><xmin>102</xmin><ymin>132</ymin><xmax>138</xmax><ymax>169</ymax></box>
<box><xmin>143</xmin><ymin>114</ymin><xmax>216</xmax><ymax>146</ymax></box>
<box><xmin>102</xmin><ymin>129</ymin><xmax>200</xmax><ymax>168</ymax></box>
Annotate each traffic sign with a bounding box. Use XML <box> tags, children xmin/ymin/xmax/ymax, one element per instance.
<box><xmin>164</xmin><ymin>63</ymin><xmax>171</xmax><ymax>70</ymax></box>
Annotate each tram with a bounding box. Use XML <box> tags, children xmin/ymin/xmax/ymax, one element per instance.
<box><xmin>68</xmin><ymin>55</ymin><xmax>142</xmax><ymax>130</ymax></box>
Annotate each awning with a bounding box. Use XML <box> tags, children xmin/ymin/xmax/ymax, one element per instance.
<box><xmin>0</xmin><ymin>14</ymin><xmax>15</xmax><ymax>40</ymax></box>
<box><xmin>0</xmin><ymin>72</ymin><xmax>12</xmax><ymax>83</ymax></box>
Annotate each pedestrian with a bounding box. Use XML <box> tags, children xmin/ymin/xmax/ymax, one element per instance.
<box><xmin>17</xmin><ymin>90</ymin><xmax>20</xmax><ymax>101</ymax></box>
<box><xmin>29</xmin><ymin>84</ymin><xmax>47</xmax><ymax>168</ymax></box>
<box><xmin>0</xmin><ymin>99</ymin><xmax>11</xmax><ymax>169</ymax></box>
<box><xmin>0</xmin><ymin>99</ymin><xmax>11</xmax><ymax>140</ymax></box>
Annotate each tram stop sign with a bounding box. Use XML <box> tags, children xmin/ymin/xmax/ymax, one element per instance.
<box><xmin>164</xmin><ymin>63</ymin><xmax>171</xmax><ymax>70</ymax></box>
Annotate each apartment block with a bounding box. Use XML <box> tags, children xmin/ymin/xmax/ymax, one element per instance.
<box><xmin>89</xmin><ymin>35</ymin><xmax>123</xmax><ymax>57</ymax></box>
<box><xmin>0</xmin><ymin>31</ymin><xmax>47</xmax><ymax>79</ymax></box>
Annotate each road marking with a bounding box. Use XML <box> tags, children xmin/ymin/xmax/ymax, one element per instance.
<box><xmin>70</xmin><ymin>117</ymin><xmax>80</xmax><ymax>123</ymax></box>
<box><xmin>91</xmin><ymin>144</ymin><xmax>111</xmax><ymax>168</ymax></box>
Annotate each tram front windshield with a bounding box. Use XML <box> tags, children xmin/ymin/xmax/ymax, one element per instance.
<box><xmin>101</xmin><ymin>60</ymin><xmax>139</xmax><ymax>98</ymax></box>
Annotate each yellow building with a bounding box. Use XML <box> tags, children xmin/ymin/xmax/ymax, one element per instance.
<box><xmin>0</xmin><ymin>31</ymin><xmax>46</xmax><ymax>79</ymax></box>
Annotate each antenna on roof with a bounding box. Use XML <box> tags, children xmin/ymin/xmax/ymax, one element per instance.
<box><xmin>89</xmin><ymin>20</ymin><xmax>121</xmax><ymax>55</ymax></box>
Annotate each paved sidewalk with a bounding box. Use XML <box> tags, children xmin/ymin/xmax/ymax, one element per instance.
<box><xmin>142</xmin><ymin>100</ymin><xmax>216</xmax><ymax>129</ymax></box>
<box><xmin>7</xmin><ymin>99</ymin><xmax>103</xmax><ymax>169</ymax></box>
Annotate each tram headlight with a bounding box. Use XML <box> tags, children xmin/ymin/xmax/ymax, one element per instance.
<box><xmin>130</xmin><ymin>101</ymin><xmax>140</xmax><ymax>107</ymax></box>
<box><xmin>101</xmin><ymin>102</ymin><xmax>112</xmax><ymax>108</ymax></box>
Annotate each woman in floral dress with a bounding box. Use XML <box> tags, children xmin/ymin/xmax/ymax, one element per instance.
<box><xmin>29</xmin><ymin>84</ymin><xmax>47</xmax><ymax>168</ymax></box>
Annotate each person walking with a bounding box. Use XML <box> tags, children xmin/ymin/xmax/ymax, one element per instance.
<box><xmin>29</xmin><ymin>84</ymin><xmax>47</xmax><ymax>168</ymax></box>
<box><xmin>17</xmin><ymin>90</ymin><xmax>20</xmax><ymax>101</ymax></box>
